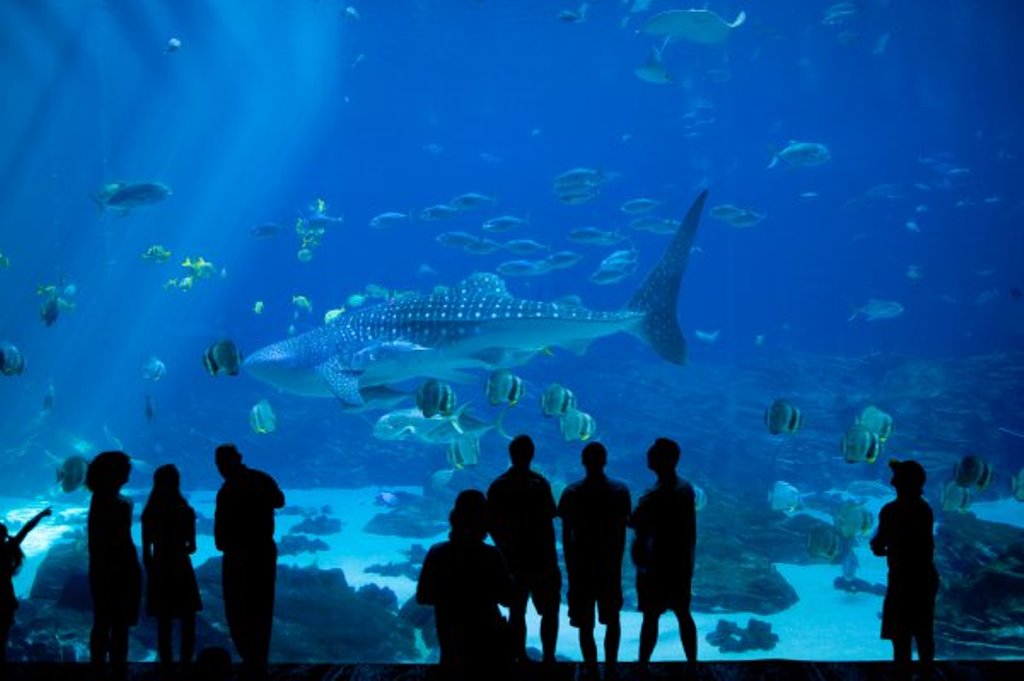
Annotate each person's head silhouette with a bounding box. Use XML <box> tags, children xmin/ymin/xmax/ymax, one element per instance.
<box><xmin>153</xmin><ymin>463</ymin><xmax>180</xmax><ymax>492</ymax></box>
<box><xmin>193</xmin><ymin>646</ymin><xmax>232</xmax><ymax>681</ymax></box>
<box><xmin>509</xmin><ymin>434</ymin><xmax>534</xmax><ymax>469</ymax></box>
<box><xmin>215</xmin><ymin>444</ymin><xmax>244</xmax><ymax>480</ymax></box>
<box><xmin>582</xmin><ymin>441</ymin><xmax>607</xmax><ymax>476</ymax></box>
<box><xmin>86</xmin><ymin>450</ymin><xmax>132</xmax><ymax>496</ymax></box>
<box><xmin>147</xmin><ymin>463</ymin><xmax>184</xmax><ymax>509</ymax></box>
<box><xmin>646</xmin><ymin>438</ymin><xmax>680</xmax><ymax>479</ymax></box>
<box><xmin>889</xmin><ymin>459</ymin><xmax>926</xmax><ymax>498</ymax></box>
<box><xmin>449</xmin><ymin>489</ymin><xmax>488</xmax><ymax>542</ymax></box>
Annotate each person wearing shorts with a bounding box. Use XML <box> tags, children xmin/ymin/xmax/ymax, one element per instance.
<box><xmin>629</xmin><ymin>438</ymin><xmax>698</xmax><ymax>671</ymax></box>
<box><xmin>558</xmin><ymin>442</ymin><xmax>631</xmax><ymax>678</ymax></box>
<box><xmin>487</xmin><ymin>434</ymin><xmax>561</xmax><ymax>663</ymax></box>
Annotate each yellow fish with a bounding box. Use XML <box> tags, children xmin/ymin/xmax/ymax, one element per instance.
<box><xmin>181</xmin><ymin>256</ymin><xmax>215</xmax><ymax>279</ymax></box>
<box><xmin>142</xmin><ymin>245</ymin><xmax>172</xmax><ymax>263</ymax></box>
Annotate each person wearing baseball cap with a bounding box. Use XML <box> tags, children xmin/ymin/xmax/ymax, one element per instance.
<box><xmin>870</xmin><ymin>459</ymin><xmax>939</xmax><ymax>677</ymax></box>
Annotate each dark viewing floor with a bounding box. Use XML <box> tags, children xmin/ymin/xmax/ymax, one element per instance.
<box><xmin>3</xmin><ymin>661</ymin><xmax>1020</xmax><ymax>680</ymax></box>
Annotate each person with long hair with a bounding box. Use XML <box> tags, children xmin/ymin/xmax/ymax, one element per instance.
<box><xmin>1</xmin><ymin>506</ymin><xmax>51</xmax><ymax>668</ymax></box>
<box><xmin>142</xmin><ymin>464</ymin><xmax>203</xmax><ymax>674</ymax></box>
<box><xmin>86</xmin><ymin>450</ymin><xmax>142</xmax><ymax>681</ymax></box>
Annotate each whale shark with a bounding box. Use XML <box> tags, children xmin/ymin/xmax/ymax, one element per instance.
<box><xmin>244</xmin><ymin>190</ymin><xmax>708</xmax><ymax>406</ymax></box>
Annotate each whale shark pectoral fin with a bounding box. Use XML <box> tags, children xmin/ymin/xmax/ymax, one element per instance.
<box><xmin>318</xmin><ymin>357</ymin><xmax>365</xmax><ymax>406</ymax></box>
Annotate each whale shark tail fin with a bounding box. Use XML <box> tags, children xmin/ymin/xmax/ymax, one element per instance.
<box><xmin>626</xmin><ymin>190</ymin><xmax>707</xmax><ymax>365</ymax></box>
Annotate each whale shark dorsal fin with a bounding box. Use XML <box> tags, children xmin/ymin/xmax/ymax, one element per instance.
<box><xmin>318</xmin><ymin>356</ymin><xmax>365</xmax><ymax>406</ymax></box>
<box><xmin>456</xmin><ymin>272</ymin><xmax>512</xmax><ymax>298</ymax></box>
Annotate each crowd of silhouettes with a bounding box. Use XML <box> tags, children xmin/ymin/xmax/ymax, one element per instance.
<box><xmin>0</xmin><ymin>444</ymin><xmax>282</xmax><ymax>681</ymax></box>
<box><xmin>0</xmin><ymin>432</ymin><xmax>944</xmax><ymax>680</ymax></box>
<box><xmin>416</xmin><ymin>434</ymin><xmax>700</xmax><ymax>680</ymax></box>
<box><xmin>417</xmin><ymin>436</ymin><xmax>942</xmax><ymax>680</ymax></box>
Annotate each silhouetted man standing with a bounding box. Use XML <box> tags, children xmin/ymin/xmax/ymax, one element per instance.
<box><xmin>870</xmin><ymin>459</ymin><xmax>939</xmax><ymax>679</ymax></box>
<box><xmin>558</xmin><ymin>442</ymin><xmax>631</xmax><ymax>679</ymax></box>
<box><xmin>486</xmin><ymin>434</ymin><xmax>561</xmax><ymax>664</ymax></box>
<box><xmin>214</xmin><ymin>444</ymin><xmax>285</xmax><ymax>680</ymax></box>
<box><xmin>630</xmin><ymin>438</ymin><xmax>698</xmax><ymax>673</ymax></box>
<box><xmin>417</xmin><ymin>489</ymin><xmax>514</xmax><ymax>681</ymax></box>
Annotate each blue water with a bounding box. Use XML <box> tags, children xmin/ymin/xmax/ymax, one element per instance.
<box><xmin>1</xmin><ymin>0</ymin><xmax>1023</xmax><ymax>662</ymax></box>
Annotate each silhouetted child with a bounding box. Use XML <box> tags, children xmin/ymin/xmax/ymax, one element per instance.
<box><xmin>629</xmin><ymin>438</ymin><xmax>698</xmax><ymax>673</ymax></box>
<box><xmin>557</xmin><ymin>442</ymin><xmax>631</xmax><ymax>679</ymax></box>
<box><xmin>142</xmin><ymin>464</ymin><xmax>203</xmax><ymax>674</ymax></box>
<box><xmin>1</xmin><ymin>506</ymin><xmax>51</xmax><ymax>667</ymax></box>
<box><xmin>87</xmin><ymin>450</ymin><xmax>143</xmax><ymax>681</ymax></box>
<box><xmin>870</xmin><ymin>459</ymin><xmax>939</xmax><ymax>675</ymax></box>
<box><xmin>417</xmin><ymin>489</ymin><xmax>514</xmax><ymax>681</ymax></box>
<box><xmin>214</xmin><ymin>444</ymin><xmax>285</xmax><ymax>681</ymax></box>
<box><xmin>486</xmin><ymin>434</ymin><xmax>561</xmax><ymax>664</ymax></box>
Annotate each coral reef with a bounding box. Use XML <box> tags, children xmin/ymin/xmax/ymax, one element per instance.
<box><xmin>833</xmin><ymin>576</ymin><xmax>886</xmax><ymax>597</ymax></box>
<box><xmin>705</xmin><ymin>618</ymin><xmax>779</xmax><ymax>653</ymax></box>
<box><xmin>194</xmin><ymin>559</ymin><xmax>416</xmax><ymax>662</ymax></box>
<box><xmin>289</xmin><ymin>513</ymin><xmax>343</xmax><ymax>536</ymax></box>
<box><xmin>364</xmin><ymin>497</ymin><xmax>448</xmax><ymax>539</ymax></box>
<box><xmin>934</xmin><ymin>513</ymin><xmax>1024</xmax><ymax>657</ymax></box>
<box><xmin>278</xmin><ymin>534</ymin><xmax>330</xmax><ymax>556</ymax></box>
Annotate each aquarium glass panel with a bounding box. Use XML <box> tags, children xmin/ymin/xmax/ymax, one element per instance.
<box><xmin>1</xmin><ymin>0</ymin><xmax>1022</xmax><ymax>663</ymax></box>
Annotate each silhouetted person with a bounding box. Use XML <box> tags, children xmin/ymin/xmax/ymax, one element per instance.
<box><xmin>142</xmin><ymin>464</ymin><xmax>203</xmax><ymax>674</ymax></box>
<box><xmin>214</xmin><ymin>444</ymin><xmax>285</xmax><ymax>681</ymax></box>
<box><xmin>630</xmin><ymin>438</ymin><xmax>698</xmax><ymax>672</ymax></box>
<box><xmin>558</xmin><ymin>442</ymin><xmax>631</xmax><ymax>679</ymax></box>
<box><xmin>1</xmin><ymin>506</ymin><xmax>51</xmax><ymax>668</ymax></box>
<box><xmin>870</xmin><ymin>459</ymin><xmax>939</xmax><ymax>677</ymax></box>
<box><xmin>417</xmin><ymin>489</ymin><xmax>514</xmax><ymax>681</ymax></box>
<box><xmin>486</xmin><ymin>434</ymin><xmax>561</xmax><ymax>664</ymax></box>
<box><xmin>87</xmin><ymin>450</ymin><xmax>143</xmax><ymax>681</ymax></box>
